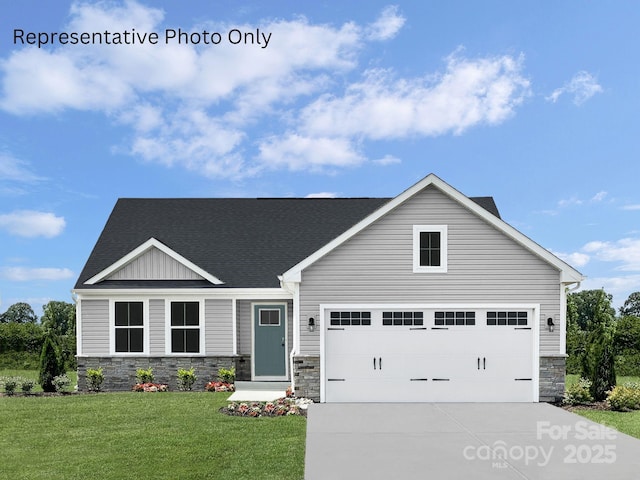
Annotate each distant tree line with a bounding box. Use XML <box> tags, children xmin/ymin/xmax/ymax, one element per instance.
<box><xmin>567</xmin><ymin>289</ymin><xmax>640</xmax><ymax>401</ymax></box>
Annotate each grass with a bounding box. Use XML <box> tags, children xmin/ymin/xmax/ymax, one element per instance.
<box><xmin>565</xmin><ymin>374</ymin><xmax>640</xmax><ymax>388</ymax></box>
<box><xmin>0</xmin><ymin>392</ymin><xmax>306</xmax><ymax>480</ymax></box>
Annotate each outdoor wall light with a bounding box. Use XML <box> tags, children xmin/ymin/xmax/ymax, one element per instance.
<box><xmin>547</xmin><ymin>317</ymin><xmax>555</xmax><ymax>333</ymax></box>
<box><xmin>308</xmin><ymin>317</ymin><xmax>315</xmax><ymax>332</ymax></box>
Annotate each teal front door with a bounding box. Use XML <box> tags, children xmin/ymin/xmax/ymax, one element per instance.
<box><xmin>253</xmin><ymin>304</ymin><xmax>287</xmax><ymax>379</ymax></box>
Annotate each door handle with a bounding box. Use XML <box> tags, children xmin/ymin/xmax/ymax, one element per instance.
<box><xmin>281</xmin><ymin>337</ymin><xmax>285</xmax><ymax>346</ymax></box>
<box><xmin>373</xmin><ymin>357</ymin><xmax>377</xmax><ymax>370</ymax></box>
<box><xmin>483</xmin><ymin>357</ymin><xmax>486</xmax><ymax>370</ymax></box>
<box><xmin>379</xmin><ymin>357</ymin><xmax>382</xmax><ymax>370</ymax></box>
<box><xmin>477</xmin><ymin>357</ymin><xmax>480</xmax><ymax>370</ymax></box>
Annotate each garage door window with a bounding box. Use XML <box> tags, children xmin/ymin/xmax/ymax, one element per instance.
<box><xmin>434</xmin><ymin>311</ymin><xmax>475</xmax><ymax>326</ymax></box>
<box><xmin>487</xmin><ymin>311</ymin><xmax>528</xmax><ymax>326</ymax></box>
<box><xmin>382</xmin><ymin>311</ymin><xmax>424</xmax><ymax>326</ymax></box>
<box><xmin>330</xmin><ymin>312</ymin><xmax>371</xmax><ymax>326</ymax></box>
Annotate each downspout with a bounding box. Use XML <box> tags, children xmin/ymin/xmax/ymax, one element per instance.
<box><xmin>279</xmin><ymin>276</ymin><xmax>299</xmax><ymax>391</ymax></box>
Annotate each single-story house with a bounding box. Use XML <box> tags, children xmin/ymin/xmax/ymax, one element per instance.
<box><xmin>73</xmin><ymin>173</ymin><xmax>583</xmax><ymax>402</ymax></box>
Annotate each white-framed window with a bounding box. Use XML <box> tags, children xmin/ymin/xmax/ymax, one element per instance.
<box><xmin>413</xmin><ymin>225</ymin><xmax>448</xmax><ymax>273</ymax></box>
<box><xmin>170</xmin><ymin>301</ymin><xmax>201</xmax><ymax>353</ymax></box>
<box><xmin>112</xmin><ymin>300</ymin><xmax>146</xmax><ymax>354</ymax></box>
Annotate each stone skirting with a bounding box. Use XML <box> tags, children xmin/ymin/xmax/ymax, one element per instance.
<box><xmin>539</xmin><ymin>355</ymin><xmax>566</xmax><ymax>403</ymax></box>
<box><xmin>293</xmin><ymin>355</ymin><xmax>320</xmax><ymax>402</ymax></box>
<box><xmin>77</xmin><ymin>355</ymin><xmax>250</xmax><ymax>392</ymax></box>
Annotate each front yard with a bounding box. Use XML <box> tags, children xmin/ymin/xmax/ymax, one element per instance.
<box><xmin>0</xmin><ymin>392</ymin><xmax>306</xmax><ymax>480</ymax></box>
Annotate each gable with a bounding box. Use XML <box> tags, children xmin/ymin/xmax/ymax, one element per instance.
<box><xmin>105</xmin><ymin>246</ymin><xmax>205</xmax><ymax>281</ymax></box>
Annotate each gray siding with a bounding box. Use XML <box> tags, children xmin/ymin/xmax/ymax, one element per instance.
<box><xmin>149</xmin><ymin>299</ymin><xmax>165</xmax><ymax>355</ymax></box>
<box><xmin>299</xmin><ymin>185</ymin><xmax>562</xmax><ymax>355</ymax></box>
<box><xmin>107</xmin><ymin>247</ymin><xmax>204</xmax><ymax>281</ymax></box>
<box><xmin>80</xmin><ymin>299</ymin><xmax>109</xmax><ymax>356</ymax></box>
<box><xmin>205</xmin><ymin>299</ymin><xmax>233</xmax><ymax>355</ymax></box>
<box><xmin>237</xmin><ymin>299</ymin><xmax>293</xmax><ymax>356</ymax></box>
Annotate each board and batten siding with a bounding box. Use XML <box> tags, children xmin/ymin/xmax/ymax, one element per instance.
<box><xmin>149</xmin><ymin>299</ymin><xmax>165</xmax><ymax>355</ymax></box>
<box><xmin>298</xmin><ymin>185</ymin><xmax>562</xmax><ymax>356</ymax></box>
<box><xmin>236</xmin><ymin>299</ymin><xmax>293</xmax><ymax>355</ymax></box>
<box><xmin>205</xmin><ymin>299</ymin><xmax>233</xmax><ymax>355</ymax></box>
<box><xmin>106</xmin><ymin>247</ymin><xmax>204</xmax><ymax>281</ymax></box>
<box><xmin>80</xmin><ymin>299</ymin><xmax>109</xmax><ymax>356</ymax></box>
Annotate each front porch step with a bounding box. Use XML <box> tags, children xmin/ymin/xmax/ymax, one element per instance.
<box><xmin>234</xmin><ymin>381</ymin><xmax>290</xmax><ymax>391</ymax></box>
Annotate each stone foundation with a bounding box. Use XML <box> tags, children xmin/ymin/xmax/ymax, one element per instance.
<box><xmin>539</xmin><ymin>355</ymin><xmax>566</xmax><ymax>402</ymax></box>
<box><xmin>77</xmin><ymin>355</ymin><xmax>250</xmax><ymax>392</ymax></box>
<box><xmin>293</xmin><ymin>355</ymin><xmax>320</xmax><ymax>402</ymax></box>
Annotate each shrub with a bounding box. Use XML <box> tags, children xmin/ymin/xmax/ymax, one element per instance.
<box><xmin>132</xmin><ymin>383</ymin><xmax>168</xmax><ymax>392</ymax></box>
<box><xmin>563</xmin><ymin>377</ymin><xmax>594</xmax><ymax>405</ymax></box>
<box><xmin>20</xmin><ymin>377</ymin><xmax>35</xmax><ymax>393</ymax></box>
<box><xmin>177</xmin><ymin>367</ymin><xmax>197</xmax><ymax>391</ymax></box>
<box><xmin>86</xmin><ymin>367</ymin><xmax>104</xmax><ymax>392</ymax></box>
<box><xmin>39</xmin><ymin>335</ymin><xmax>65</xmax><ymax>392</ymax></box>
<box><xmin>606</xmin><ymin>383</ymin><xmax>640</xmax><ymax>411</ymax></box>
<box><xmin>53</xmin><ymin>374</ymin><xmax>71</xmax><ymax>393</ymax></box>
<box><xmin>136</xmin><ymin>368</ymin><xmax>154</xmax><ymax>384</ymax></box>
<box><xmin>3</xmin><ymin>377</ymin><xmax>18</xmax><ymax>395</ymax></box>
<box><xmin>205</xmin><ymin>381</ymin><xmax>235</xmax><ymax>392</ymax></box>
<box><xmin>218</xmin><ymin>367</ymin><xmax>235</xmax><ymax>384</ymax></box>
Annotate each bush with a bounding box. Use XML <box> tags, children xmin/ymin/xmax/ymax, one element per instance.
<box><xmin>564</xmin><ymin>377</ymin><xmax>594</xmax><ymax>405</ymax></box>
<box><xmin>218</xmin><ymin>367</ymin><xmax>235</xmax><ymax>384</ymax></box>
<box><xmin>53</xmin><ymin>374</ymin><xmax>71</xmax><ymax>393</ymax></box>
<box><xmin>615</xmin><ymin>353</ymin><xmax>640</xmax><ymax>377</ymax></box>
<box><xmin>0</xmin><ymin>322</ymin><xmax>45</xmax><ymax>353</ymax></box>
<box><xmin>0</xmin><ymin>351</ymin><xmax>40</xmax><ymax>369</ymax></box>
<box><xmin>86</xmin><ymin>367</ymin><xmax>104</xmax><ymax>392</ymax></box>
<box><xmin>2</xmin><ymin>377</ymin><xmax>19</xmax><ymax>395</ymax></box>
<box><xmin>20</xmin><ymin>377</ymin><xmax>35</xmax><ymax>393</ymax></box>
<box><xmin>177</xmin><ymin>367</ymin><xmax>197</xmax><ymax>391</ymax></box>
<box><xmin>136</xmin><ymin>368</ymin><xmax>154</xmax><ymax>384</ymax></box>
<box><xmin>39</xmin><ymin>335</ymin><xmax>65</xmax><ymax>392</ymax></box>
<box><xmin>606</xmin><ymin>383</ymin><xmax>640</xmax><ymax>411</ymax></box>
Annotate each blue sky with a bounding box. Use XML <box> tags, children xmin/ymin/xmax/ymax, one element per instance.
<box><xmin>1</xmin><ymin>1</ymin><xmax>639</xmax><ymax>316</ymax></box>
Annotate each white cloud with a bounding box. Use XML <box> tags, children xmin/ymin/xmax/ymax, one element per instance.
<box><xmin>0</xmin><ymin>153</ymin><xmax>43</xmax><ymax>183</ymax></box>
<box><xmin>366</xmin><ymin>5</ymin><xmax>405</xmax><ymax>41</ymax></box>
<box><xmin>582</xmin><ymin>238</ymin><xmax>640</xmax><ymax>271</ymax></box>
<box><xmin>373</xmin><ymin>154</ymin><xmax>401</xmax><ymax>166</ymax></box>
<box><xmin>578</xmin><ymin>275</ymin><xmax>640</xmax><ymax>309</ymax></box>
<box><xmin>0</xmin><ymin>210</ymin><xmax>66</xmax><ymax>238</ymax></box>
<box><xmin>551</xmin><ymin>250</ymin><xmax>590</xmax><ymax>268</ymax></box>
<box><xmin>305</xmin><ymin>192</ymin><xmax>338</xmax><ymax>198</ymax></box>
<box><xmin>591</xmin><ymin>191</ymin><xmax>607</xmax><ymax>202</ymax></box>
<box><xmin>546</xmin><ymin>71</ymin><xmax>603</xmax><ymax>106</ymax></box>
<box><xmin>622</xmin><ymin>204</ymin><xmax>640</xmax><ymax>211</ymax></box>
<box><xmin>0</xmin><ymin>267</ymin><xmax>74</xmax><ymax>282</ymax></box>
<box><xmin>557</xmin><ymin>196</ymin><xmax>583</xmax><ymax>208</ymax></box>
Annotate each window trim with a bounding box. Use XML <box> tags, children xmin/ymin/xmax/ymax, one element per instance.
<box><xmin>413</xmin><ymin>225</ymin><xmax>448</xmax><ymax>273</ymax></box>
<box><xmin>109</xmin><ymin>299</ymin><xmax>149</xmax><ymax>356</ymax></box>
<box><xmin>164</xmin><ymin>298</ymin><xmax>205</xmax><ymax>356</ymax></box>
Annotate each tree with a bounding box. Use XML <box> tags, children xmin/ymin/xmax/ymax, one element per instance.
<box><xmin>580</xmin><ymin>289</ymin><xmax>617</xmax><ymax>401</ymax></box>
<box><xmin>41</xmin><ymin>301</ymin><xmax>75</xmax><ymax>337</ymax></box>
<box><xmin>614</xmin><ymin>315</ymin><xmax>640</xmax><ymax>352</ymax></box>
<box><xmin>38</xmin><ymin>335</ymin><xmax>65</xmax><ymax>392</ymax></box>
<box><xmin>566</xmin><ymin>294</ymin><xmax>586</xmax><ymax>374</ymax></box>
<box><xmin>619</xmin><ymin>292</ymin><xmax>640</xmax><ymax>317</ymax></box>
<box><xmin>0</xmin><ymin>302</ymin><xmax>37</xmax><ymax>324</ymax></box>
<box><xmin>568</xmin><ymin>290</ymin><xmax>616</xmax><ymax>330</ymax></box>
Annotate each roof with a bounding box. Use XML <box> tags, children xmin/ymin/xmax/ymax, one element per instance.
<box><xmin>75</xmin><ymin>193</ymin><xmax>501</xmax><ymax>290</ymax></box>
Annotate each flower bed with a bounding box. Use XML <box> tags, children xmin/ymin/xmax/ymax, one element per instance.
<box><xmin>132</xmin><ymin>383</ymin><xmax>169</xmax><ymax>392</ymax></box>
<box><xmin>205</xmin><ymin>381</ymin><xmax>235</xmax><ymax>392</ymax></box>
<box><xmin>220</xmin><ymin>397</ymin><xmax>311</xmax><ymax>418</ymax></box>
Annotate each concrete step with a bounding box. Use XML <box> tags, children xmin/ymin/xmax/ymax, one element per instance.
<box><xmin>229</xmin><ymin>381</ymin><xmax>290</xmax><ymax>401</ymax></box>
<box><xmin>234</xmin><ymin>381</ymin><xmax>290</xmax><ymax>391</ymax></box>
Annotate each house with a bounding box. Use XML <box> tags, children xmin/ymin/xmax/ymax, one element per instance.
<box><xmin>73</xmin><ymin>174</ymin><xmax>583</xmax><ymax>402</ymax></box>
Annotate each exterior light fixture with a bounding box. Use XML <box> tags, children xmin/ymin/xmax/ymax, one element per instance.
<box><xmin>308</xmin><ymin>317</ymin><xmax>315</xmax><ymax>332</ymax></box>
<box><xmin>547</xmin><ymin>317</ymin><xmax>555</xmax><ymax>333</ymax></box>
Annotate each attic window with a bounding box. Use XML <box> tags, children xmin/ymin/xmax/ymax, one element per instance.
<box><xmin>413</xmin><ymin>225</ymin><xmax>448</xmax><ymax>273</ymax></box>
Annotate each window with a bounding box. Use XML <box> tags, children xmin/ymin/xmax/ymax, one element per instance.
<box><xmin>382</xmin><ymin>311</ymin><xmax>424</xmax><ymax>326</ymax></box>
<box><xmin>487</xmin><ymin>311</ymin><xmax>528</xmax><ymax>326</ymax></box>
<box><xmin>329</xmin><ymin>312</ymin><xmax>371</xmax><ymax>326</ymax></box>
<box><xmin>259</xmin><ymin>309</ymin><xmax>281</xmax><ymax>326</ymax></box>
<box><xmin>434</xmin><ymin>311</ymin><xmax>476</xmax><ymax>326</ymax></box>
<box><xmin>115</xmin><ymin>302</ymin><xmax>144</xmax><ymax>353</ymax></box>
<box><xmin>413</xmin><ymin>225</ymin><xmax>447</xmax><ymax>273</ymax></box>
<box><xmin>171</xmin><ymin>301</ymin><xmax>200</xmax><ymax>353</ymax></box>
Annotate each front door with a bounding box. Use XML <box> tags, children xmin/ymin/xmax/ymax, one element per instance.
<box><xmin>253</xmin><ymin>304</ymin><xmax>287</xmax><ymax>379</ymax></box>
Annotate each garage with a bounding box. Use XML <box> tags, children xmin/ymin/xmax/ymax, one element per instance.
<box><xmin>322</xmin><ymin>305</ymin><xmax>538</xmax><ymax>402</ymax></box>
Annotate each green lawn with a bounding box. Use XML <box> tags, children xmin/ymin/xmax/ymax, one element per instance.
<box><xmin>0</xmin><ymin>392</ymin><xmax>306</xmax><ymax>480</ymax></box>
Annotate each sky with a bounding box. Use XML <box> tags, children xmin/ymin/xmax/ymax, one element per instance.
<box><xmin>1</xmin><ymin>1</ymin><xmax>639</xmax><ymax>317</ymax></box>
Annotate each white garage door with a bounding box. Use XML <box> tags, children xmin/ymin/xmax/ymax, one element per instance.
<box><xmin>323</xmin><ymin>307</ymin><xmax>537</xmax><ymax>402</ymax></box>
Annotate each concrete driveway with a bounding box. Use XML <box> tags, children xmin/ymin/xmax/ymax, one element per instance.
<box><xmin>305</xmin><ymin>403</ymin><xmax>640</xmax><ymax>480</ymax></box>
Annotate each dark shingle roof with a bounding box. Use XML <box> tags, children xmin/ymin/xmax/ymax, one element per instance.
<box><xmin>75</xmin><ymin>195</ymin><xmax>500</xmax><ymax>290</ymax></box>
